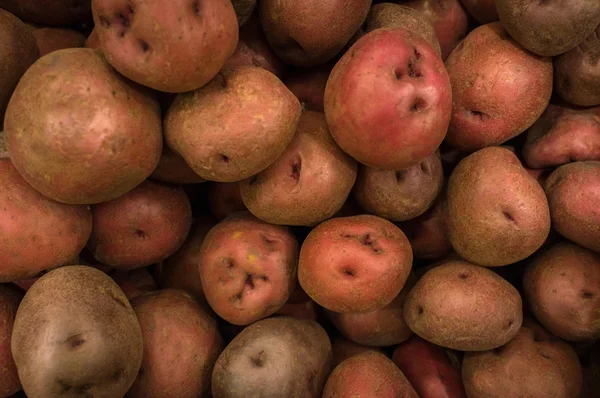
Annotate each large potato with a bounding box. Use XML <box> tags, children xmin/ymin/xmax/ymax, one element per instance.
<box><xmin>0</xmin><ymin>0</ymin><xmax>91</xmax><ymax>25</ymax></box>
<box><xmin>404</xmin><ymin>260</ymin><xmax>523</xmax><ymax>351</ymax></box>
<box><xmin>11</xmin><ymin>266</ymin><xmax>143</xmax><ymax>398</ymax></box>
<box><xmin>92</xmin><ymin>0</ymin><xmax>238</xmax><ymax>92</ymax></box>
<box><xmin>0</xmin><ymin>284</ymin><xmax>24</xmax><ymax>398</ymax></box>
<box><xmin>212</xmin><ymin>317</ymin><xmax>332</xmax><ymax>398</ymax></box>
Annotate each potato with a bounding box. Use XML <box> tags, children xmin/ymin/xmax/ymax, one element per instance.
<box><xmin>298</xmin><ymin>215</ymin><xmax>413</xmax><ymax>313</ymax></box>
<box><xmin>92</xmin><ymin>0</ymin><xmax>238</xmax><ymax>93</ymax></box>
<box><xmin>353</xmin><ymin>150</ymin><xmax>444</xmax><ymax>222</ymax></box>
<box><xmin>283</xmin><ymin>64</ymin><xmax>331</xmax><ymax>112</ymax></box>
<box><xmin>496</xmin><ymin>0</ymin><xmax>600</xmax><ymax>57</ymax></box>
<box><xmin>128</xmin><ymin>289</ymin><xmax>223</xmax><ymax>398</ymax></box>
<box><xmin>0</xmin><ymin>159</ymin><xmax>92</xmax><ymax>282</ymax></box>
<box><xmin>240</xmin><ymin>110</ymin><xmax>357</xmax><ymax>226</ymax></box>
<box><xmin>445</xmin><ymin>22</ymin><xmax>553</xmax><ymax>151</ymax></box>
<box><xmin>165</xmin><ymin>66</ymin><xmax>301</xmax><ymax>182</ymax></box>
<box><xmin>0</xmin><ymin>284</ymin><xmax>24</xmax><ymax>398</ymax></box>
<box><xmin>447</xmin><ymin>147</ymin><xmax>551</xmax><ymax>267</ymax></box>
<box><xmin>462</xmin><ymin>319</ymin><xmax>583</xmax><ymax>398</ymax></box>
<box><xmin>0</xmin><ymin>9</ymin><xmax>38</xmax><ymax>123</ymax></box>
<box><xmin>31</xmin><ymin>27</ymin><xmax>86</xmax><ymax>57</ymax></box>
<box><xmin>0</xmin><ymin>0</ymin><xmax>91</xmax><ymax>25</ymax></box>
<box><xmin>523</xmin><ymin>103</ymin><xmax>600</xmax><ymax>169</ymax></box>
<box><xmin>208</xmin><ymin>183</ymin><xmax>247</xmax><ymax>220</ymax></box>
<box><xmin>459</xmin><ymin>0</ymin><xmax>498</xmax><ymax>24</ymax></box>
<box><xmin>545</xmin><ymin>161</ymin><xmax>600</xmax><ymax>252</ymax></box>
<box><xmin>404</xmin><ymin>260</ymin><xmax>523</xmax><ymax>351</ymax></box>
<box><xmin>88</xmin><ymin>180</ymin><xmax>192</xmax><ymax>269</ymax></box>
<box><xmin>11</xmin><ymin>266</ymin><xmax>143</xmax><ymax>397</ymax></box>
<box><xmin>84</xmin><ymin>28</ymin><xmax>100</xmax><ymax>50</ymax></box>
<box><xmin>323</xmin><ymin>351</ymin><xmax>418</xmax><ymax>398</ymax></box>
<box><xmin>330</xmin><ymin>336</ymin><xmax>383</xmax><ymax>367</ymax></box>
<box><xmin>231</xmin><ymin>0</ymin><xmax>256</xmax><ymax>26</ymax></box>
<box><xmin>108</xmin><ymin>268</ymin><xmax>158</xmax><ymax>301</ymax></box>
<box><xmin>212</xmin><ymin>316</ymin><xmax>332</xmax><ymax>398</ymax></box>
<box><xmin>259</xmin><ymin>0</ymin><xmax>371</xmax><ymax>67</ymax></box>
<box><xmin>364</xmin><ymin>3</ymin><xmax>442</xmax><ymax>58</ymax></box>
<box><xmin>150</xmin><ymin>146</ymin><xmax>206</xmax><ymax>184</ymax></box>
<box><xmin>524</xmin><ymin>242</ymin><xmax>600</xmax><ymax>342</ymax></box>
<box><xmin>324</xmin><ymin>27</ymin><xmax>452</xmax><ymax>170</ymax></box>
<box><xmin>199</xmin><ymin>212</ymin><xmax>298</xmax><ymax>325</ymax></box>
<box><xmin>554</xmin><ymin>25</ymin><xmax>600</xmax><ymax>107</ymax></box>
<box><xmin>275</xmin><ymin>285</ymin><xmax>320</xmax><ymax>321</ymax></box>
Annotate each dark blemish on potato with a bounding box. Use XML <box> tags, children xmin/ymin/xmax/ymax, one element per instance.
<box><xmin>395</xmin><ymin>170</ymin><xmax>406</xmax><ymax>182</ymax></box>
<box><xmin>231</xmin><ymin>292</ymin><xmax>243</xmax><ymax>302</ymax></box>
<box><xmin>458</xmin><ymin>272</ymin><xmax>469</xmax><ymax>280</ymax></box>
<box><xmin>469</xmin><ymin>110</ymin><xmax>488</xmax><ymax>120</ymax></box>
<box><xmin>260</xmin><ymin>275</ymin><xmax>269</xmax><ymax>282</ymax></box>
<box><xmin>552</xmin><ymin>289</ymin><xmax>557</xmax><ymax>294</ymax></box>
<box><xmin>582</xmin><ymin>290</ymin><xmax>594</xmax><ymax>299</ymax></box>
<box><xmin>139</xmin><ymin>40</ymin><xmax>150</xmax><ymax>53</ymax></box>
<box><xmin>502</xmin><ymin>211</ymin><xmax>515</xmax><ymax>222</ymax></box>
<box><xmin>410</xmin><ymin>98</ymin><xmax>425</xmax><ymax>112</ymax></box>
<box><xmin>414</xmin><ymin>48</ymin><xmax>421</xmax><ymax>59</ymax></box>
<box><xmin>290</xmin><ymin>157</ymin><xmax>302</xmax><ymax>182</ymax></box>
<box><xmin>65</xmin><ymin>334</ymin><xmax>86</xmax><ymax>349</ymax></box>
<box><xmin>134</xmin><ymin>229</ymin><xmax>148</xmax><ymax>238</ymax></box>
<box><xmin>225</xmin><ymin>258</ymin><xmax>234</xmax><ymax>269</ymax></box>
<box><xmin>417</xmin><ymin>305</ymin><xmax>424</xmax><ymax>315</ymax></box>
<box><xmin>220</xmin><ymin>154</ymin><xmax>230</xmax><ymax>164</ymax></box>
<box><xmin>560</xmin><ymin>272</ymin><xmax>566</xmax><ymax>277</ymax></box>
<box><xmin>394</xmin><ymin>67</ymin><xmax>403</xmax><ymax>80</ymax></box>
<box><xmin>99</xmin><ymin>16</ymin><xmax>110</xmax><ymax>27</ymax></box>
<box><xmin>342</xmin><ymin>268</ymin><xmax>355</xmax><ymax>277</ymax></box>
<box><xmin>251</xmin><ymin>350</ymin><xmax>266</xmax><ymax>367</ymax></box>
<box><xmin>192</xmin><ymin>0</ymin><xmax>201</xmax><ymax>16</ymax></box>
<box><xmin>245</xmin><ymin>274</ymin><xmax>255</xmax><ymax>289</ymax></box>
<box><xmin>341</xmin><ymin>233</ymin><xmax>352</xmax><ymax>238</ymax></box>
<box><xmin>127</xmin><ymin>4</ymin><xmax>135</xmax><ymax>15</ymax></box>
<box><xmin>116</xmin><ymin>13</ymin><xmax>130</xmax><ymax>29</ymax></box>
<box><xmin>420</xmin><ymin>162</ymin><xmax>431</xmax><ymax>174</ymax></box>
<box><xmin>506</xmin><ymin>319</ymin><xmax>514</xmax><ymax>329</ymax></box>
<box><xmin>111</xmin><ymin>90</ymin><xmax>117</xmax><ymax>97</ymax></box>
<box><xmin>362</xmin><ymin>234</ymin><xmax>373</xmax><ymax>246</ymax></box>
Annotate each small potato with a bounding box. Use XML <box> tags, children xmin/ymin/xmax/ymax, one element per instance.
<box><xmin>231</xmin><ymin>0</ymin><xmax>256</xmax><ymax>26</ymax></box>
<box><xmin>88</xmin><ymin>180</ymin><xmax>192</xmax><ymax>269</ymax></box>
<box><xmin>31</xmin><ymin>27</ymin><xmax>86</xmax><ymax>57</ymax></box>
<box><xmin>0</xmin><ymin>284</ymin><xmax>24</xmax><ymax>398</ymax></box>
<box><xmin>212</xmin><ymin>317</ymin><xmax>332</xmax><ymax>398</ymax></box>
<box><xmin>462</xmin><ymin>319</ymin><xmax>583</xmax><ymax>398</ymax></box>
<box><xmin>353</xmin><ymin>150</ymin><xmax>444</xmax><ymax>222</ymax></box>
<box><xmin>208</xmin><ymin>183</ymin><xmax>247</xmax><ymax>220</ymax></box>
<box><xmin>459</xmin><ymin>0</ymin><xmax>498</xmax><ymax>24</ymax></box>
<box><xmin>299</xmin><ymin>215</ymin><xmax>413</xmax><ymax>313</ymax></box>
<box><xmin>330</xmin><ymin>336</ymin><xmax>383</xmax><ymax>367</ymax></box>
<box><xmin>283</xmin><ymin>64</ymin><xmax>331</xmax><ymax>112</ymax></box>
<box><xmin>108</xmin><ymin>268</ymin><xmax>158</xmax><ymax>301</ymax></box>
<box><xmin>323</xmin><ymin>351</ymin><xmax>418</xmax><ymax>398</ymax></box>
<box><xmin>524</xmin><ymin>242</ymin><xmax>600</xmax><ymax>342</ymax></box>
<box><xmin>545</xmin><ymin>161</ymin><xmax>600</xmax><ymax>252</ymax></box>
<box><xmin>128</xmin><ymin>289</ymin><xmax>223</xmax><ymax>398</ymax></box>
<box><xmin>404</xmin><ymin>260</ymin><xmax>523</xmax><ymax>351</ymax></box>
<box><xmin>151</xmin><ymin>147</ymin><xmax>206</xmax><ymax>184</ymax></box>
<box><xmin>199</xmin><ymin>212</ymin><xmax>298</xmax><ymax>325</ymax></box>
<box><xmin>523</xmin><ymin>103</ymin><xmax>600</xmax><ymax>169</ymax></box>
<box><xmin>0</xmin><ymin>0</ymin><xmax>91</xmax><ymax>25</ymax></box>
<box><xmin>165</xmin><ymin>67</ymin><xmax>301</xmax><ymax>182</ymax></box>
<box><xmin>240</xmin><ymin>110</ymin><xmax>357</xmax><ymax>226</ymax></box>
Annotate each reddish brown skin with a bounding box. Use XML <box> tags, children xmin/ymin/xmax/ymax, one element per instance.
<box><xmin>298</xmin><ymin>215</ymin><xmax>413</xmax><ymax>313</ymax></box>
<box><xmin>444</xmin><ymin>22</ymin><xmax>553</xmax><ymax>152</ymax></box>
<box><xmin>0</xmin><ymin>159</ymin><xmax>92</xmax><ymax>282</ymax></box>
<box><xmin>85</xmin><ymin>28</ymin><xmax>101</xmax><ymax>50</ymax></box>
<box><xmin>109</xmin><ymin>268</ymin><xmax>158</xmax><ymax>301</ymax></box>
<box><xmin>283</xmin><ymin>64</ymin><xmax>332</xmax><ymax>112</ymax></box>
<box><xmin>0</xmin><ymin>284</ymin><xmax>24</xmax><ymax>397</ymax></box>
<box><xmin>545</xmin><ymin>161</ymin><xmax>600</xmax><ymax>252</ymax></box>
<box><xmin>392</xmin><ymin>335</ymin><xmax>467</xmax><ymax>398</ymax></box>
<box><xmin>0</xmin><ymin>0</ymin><xmax>91</xmax><ymax>25</ymax></box>
<box><xmin>151</xmin><ymin>146</ymin><xmax>206</xmax><ymax>184</ymax></box>
<box><xmin>458</xmin><ymin>0</ymin><xmax>498</xmax><ymax>24</ymax></box>
<box><xmin>402</xmin><ymin>0</ymin><xmax>470</xmax><ymax>60</ymax></box>
<box><xmin>128</xmin><ymin>289</ymin><xmax>223</xmax><ymax>398</ymax></box>
<box><xmin>523</xmin><ymin>104</ymin><xmax>600</xmax><ymax>169</ymax></box>
<box><xmin>88</xmin><ymin>180</ymin><xmax>193</xmax><ymax>269</ymax></box>
<box><xmin>323</xmin><ymin>351</ymin><xmax>419</xmax><ymax>398</ymax></box>
<box><xmin>198</xmin><ymin>212</ymin><xmax>299</xmax><ymax>325</ymax></box>
<box><xmin>32</xmin><ymin>27</ymin><xmax>86</xmax><ymax>57</ymax></box>
<box><xmin>325</xmin><ymin>28</ymin><xmax>452</xmax><ymax>170</ymax></box>
<box><xmin>275</xmin><ymin>284</ymin><xmax>320</xmax><ymax>321</ymax></box>
<box><xmin>92</xmin><ymin>0</ymin><xmax>239</xmax><ymax>93</ymax></box>
<box><xmin>208</xmin><ymin>182</ymin><xmax>247</xmax><ymax>221</ymax></box>
<box><xmin>330</xmin><ymin>336</ymin><xmax>383</xmax><ymax>367</ymax></box>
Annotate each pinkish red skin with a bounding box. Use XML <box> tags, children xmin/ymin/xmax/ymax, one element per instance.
<box><xmin>404</xmin><ymin>0</ymin><xmax>470</xmax><ymax>60</ymax></box>
<box><xmin>208</xmin><ymin>182</ymin><xmax>247</xmax><ymax>221</ymax></box>
<box><xmin>109</xmin><ymin>268</ymin><xmax>158</xmax><ymax>301</ymax></box>
<box><xmin>88</xmin><ymin>180</ymin><xmax>193</xmax><ymax>269</ymax></box>
<box><xmin>85</xmin><ymin>28</ymin><xmax>101</xmax><ymax>50</ymax></box>
<box><xmin>324</xmin><ymin>28</ymin><xmax>452</xmax><ymax>171</ymax></box>
<box><xmin>523</xmin><ymin>104</ymin><xmax>600</xmax><ymax>169</ymax></box>
<box><xmin>0</xmin><ymin>283</ymin><xmax>23</xmax><ymax>398</ymax></box>
<box><xmin>283</xmin><ymin>64</ymin><xmax>332</xmax><ymax>112</ymax></box>
<box><xmin>459</xmin><ymin>0</ymin><xmax>498</xmax><ymax>24</ymax></box>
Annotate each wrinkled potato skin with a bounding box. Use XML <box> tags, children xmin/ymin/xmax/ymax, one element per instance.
<box><xmin>0</xmin><ymin>284</ymin><xmax>24</xmax><ymax>398</ymax></box>
<box><xmin>0</xmin><ymin>0</ymin><xmax>91</xmax><ymax>25</ymax></box>
<box><xmin>459</xmin><ymin>0</ymin><xmax>498</xmax><ymax>24</ymax></box>
<box><xmin>32</xmin><ymin>27</ymin><xmax>86</xmax><ymax>57</ymax></box>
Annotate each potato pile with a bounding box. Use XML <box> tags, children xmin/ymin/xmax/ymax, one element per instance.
<box><xmin>1</xmin><ymin>0</ymin><xmax>599</xmax><ymax>397</ymax></box>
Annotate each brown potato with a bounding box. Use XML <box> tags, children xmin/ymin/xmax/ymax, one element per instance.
<box><xmin>404</xmin><ymin>260</ymin><xmax>523</xmax><ymax>351</ymax></box>
<box><xmin>462</xmin><ymin>319</ymin><xmax>583</xmax><ymax>398</ymax></box>
<box><xmin>165</xmin><ymin>66</ymin><xmax>301</xmax><ymax>182</ymax></box>
<box><xmin>0</xmin><ymin>284</ymin><xmax>24</xmax><ymax>398</ymax></box>
<box><xmin>330</xmin><ymin>336</ymin><xmax>383</xmax><ymax>367</ymax></box>
<box><xmin>447</xmin><ymin>147</ymin><xmax>551</xmax><ymax>267</ymax></box>
<box><xmin>31</xmin><ymin>27</ymin><xmax>86</xmax><ymax>57</ymax></box>
<box><xmin>240</xmin><ymin>110</ymin><xmax>357</xmax><ymax>226</ymax></box>
<box><xmin>0</xmin><ymin>0</ymin><xmax>91</xmax><ymax>25</ymax></box>
<box><xmin>108</xmin><ymin>268</ymin><xmax>158</xmax><ymax>301</ymax></box>
<box><xmin>323</xmin><ymin>351</ymin><xmax>418</xmax><ymax>398</ymax></box>
<box><xmin>231</xmin><ymin>0</ymin><xmax>256</xmax><ymax>26</ymax></box>
<box><xmin>199</xmin><ymin>212</ymin><xmax>298</xmax><ymax>325</ymax></box>
<box><xmin>545</xmin><ymin>161</ymin><xmax>600</xmax><ymax>252</ymax></box>
<box><xmin>283</xmin><ymin>64</ymin><xmax>331</xmax><ymax>112</ymax></box>
<box><xmin>353</xmin><ymin>150</ymin><xmax>444</xmax><ymax>222</ymax></box>
<box><xmin>298</xmin><ymin>215</ymin><xmax>413</xmax><ymax>313</ymax></box>
<box><xmin>524</xmin><ymin>242</ymin><xmax>600</xmax><ymax>342</ymax></box>
<box><xmin>459</xmin><ymin>0</ymin><xmax>498</xmax><ymax>24</ymax></box>
<box><xmin>11</xmin><ymin>266</ymin><xmax>143</xmax><ymax>398</ymax></box>
<box><xmin>151</xmin><ymin>146</ymin><xmax>206</xmax><ymax>184</ymax></box>
<box><xmin>128</xmin><ymin>289</ymin><xmax>223</xmax><ymax>398</ymax></box>
<box><xmin>92</xmin><ymin>0</ymin><xmax>238</xmax><ymax>93</ymax></box>
<box><xmin>88</xmin><ymin>180</ymin><xmax>192</xmax><ymax>269</ymax></box>
<box><xmin>212</xmin><ymin>316</ymin><xmax>332</xmax><ymax>398</ymax></box>
<box><xmin>208</xmin><ymin>183</ymin><xmax>247</xmax><ymax>221</ymax></box>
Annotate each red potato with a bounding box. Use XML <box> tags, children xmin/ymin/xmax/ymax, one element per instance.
<box><xmin>392</xmin><ymin>335</ymin><xmax>467</xmax><ymax>398</ymax></box>
<box><xmin>0</xmin><ymin>0</ymin><xmax>91</xmax><ymax>26</ymax></box>
<box><xmin>444</xmin><ymin>22</ymin><xmax>553</xmax><ymax>152</ymax></box>
<box><xmin>85</xmin><ymin>28</ymin><xmax>100</xmax><ymax>50</ymax></box>
<box><xmin>283</xmin><ymin>64</ymin><xmax>332</xmax><ymax>112</ymax></box>
<box><xmin>151</xmin><ymin>146</ymin><xmax>206</xmax><ymax>185</ymax></box>
<box><xmin>0</xmin><ymin>284</ymin><xmax>24</xmax><ymax>398</ymax></box>
<box><xmin>459</xmin><ymin>0</ymin><xmax>498</xmax><ymax>24</ymax></box>
<box><xmin>208</xmin><ymin>183</ymin><xmax>247</xmax><ymax>221</ymax></box>
<box><xmin>31</xmin><ymin>27</ymin><xmax>86</xmax><ymax>57</ymax></box>
<box><xmin>92</xmin><ymin>0</ymin><xmax>239</xmax><ymax>93</ymax></box>
<box><xmin>324</xmin><ymin>27</ymin><xmax>452</xmax><ymax>171</ymax></box>
<box><xmin>330</xmin><ymin>336</ymin><xmax>383</xmax><ymax>367</ymax></box>
<box><xmin>275</xmin><ymin>285</ymin><xmax>320</xmax><ymax>321</ymax></box>
<box><xmin>198</xmin><ymin>212</ymin><xmax>299</xmax><ymax>325</ymax></box>
<box><xmin>108</xmin><ymin>268</ymin><xmax>158</xmax><ymax>301</ymax></box>
<box><xmin>88</xmin><ymin>180</ymin><xmax>192</xmax><ymax>270</ymax></box>
<box><xmin>298</xmin><ymin>215</ymin><xmax>413</xmax><ymax>313</ymax></box>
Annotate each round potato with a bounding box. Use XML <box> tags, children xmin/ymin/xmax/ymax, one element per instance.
<box><xmin>31</xmin><ymin>27</ymin><xmax>86</xmax><ymax>57</ymax></box>
<box><xmin>0</xmin><ymin>0</ymin><xmax>91</xmax><ymax>25</ymax></box>
<box><xmin>0</xmin><ymin>284</ymin><xmax>24</xmax><ymax>398</ymax></box>
<box><xmin>84</xmin><ymin>28</ymin><xmax>100</xmax><ymax>50</ymax></box>
<box><xmin>108</xmin><ymin>268</ymin><xmax>158</xmax><ymax>301</ymax></box>
<box><xmin>151</xmin><ymin>147</ymin><xmax>206</xmax><ymax>184</ymax></box>
<box><xmin>404</xmin><ymin>260</ymin><xmax>523</xmax><ymax>351</ymax></box>
<box><xmin>208</xmin><ymin>183</ymin><xmax>247</xmax><ymax>221</ymax></box>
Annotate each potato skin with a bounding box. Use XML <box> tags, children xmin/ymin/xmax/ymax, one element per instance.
<box><xmin>462</xmin><ymin>319</ymin><xmax>583</xmax><ymax>398</ymax></box>
<box><xmin>31</xmin><ymin>27</ymin><xmax>86</xmax><ymax>57</ymax></box>
<box><xmin>0</xmin><ymin>0</ymin><xmax>91</xmax><ymax>25</ymax></box>
<box><xmin>404</xmin><ymin>260</ymin><xmax>523</xmax><ymax>351</ymax></box>
<box><xmin>330</xmin><ymin>336</ymin><xmax>382</xmax><ymax>367</ymax></box>
<box><xmin>11</xmin><ymin>265</ymin><xmax>143</xmax><ymax>398</ymax></box>
<box><xmin>0</xmin><ymin>159</ymin><xmax>92</xmax><ymax>282</ymax></box>
<box><xmin>283</xmin><ymin>65</ymin><xmax>330</xmax><ymax>112</ymax></box>
<box><xmin>0</xmin><ymin>284</ymin><xmax>24</xmax><ymax>398</ymax></box>
<box><xmin>212</xmin><ymin>317</ymin><xmax>332</xmax><ymax>398</ymax></box>
<box><xmin>150</xmin><ymin>147</ymin><xmax>206</xmax><ymax>184</ymax></box>
<box><xmin>208</xmin><ymin>183</ymin><xmax>247</xmax><ymax>221</ymax></box>
<box><xmin>108</xmin><ymin>268</ymin><xmax>158</xmax><ymax>301</ymax></box>
<box><xmin>524</xmin><ymin>242</ymin><xmax>600</xmax><ymax>342</ymax></box>
<box><xmin>128</xmin><ymin>289</ymin><xmax>223</xmax><ymax>398</ymax></box>
<box><xmin>459</xmin><ymin>0</ymin><xmax>498</xmax><ymax>24</ymax></box>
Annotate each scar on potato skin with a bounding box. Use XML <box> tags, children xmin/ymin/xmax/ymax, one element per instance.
<box><xmin>340</xmin><ymin>232</ymin><xmax>384</xmax><ymax>254</ymax></box>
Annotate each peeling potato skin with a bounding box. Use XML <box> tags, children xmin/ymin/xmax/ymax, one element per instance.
<box><xmin>462</xmin><ymin>319</ymin><xmax>583</xmax><ymax>398</ymax></box>
<box><xmin>11</xmin><ymin>266</ymin><xmax>144</xmax><ymax>398</ymax></box>
<box><xmin>198</xmin><ymin>212</ymin><xmax>298</xmax><ymax>326</ymax></box>
<box><xmin>0</xmin><ymin>283</ymin><xmax>24</xmax><ymax>397</ymax></box>
<box><xmin>0</xmin><ymin>159</ymin><xmax>92</xmax><ymax>283</ymax></box>
<box><xmin>0</xmin><ymin>0</ymin><xmax>92</xmax><ymax>26</ymax></box>
<box><xmin>4</xmin><ymin>48</ymin><xmax>163</xmax><ymax>205</ymax></box>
